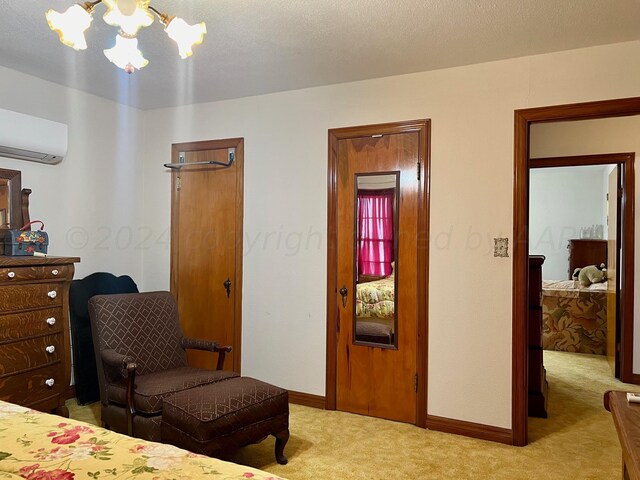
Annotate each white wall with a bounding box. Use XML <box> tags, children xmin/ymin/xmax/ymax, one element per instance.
<box><xmin>140</xmin><ymin>41</ymin><xmax>640</xmax><ymax>429</ymax></box>
<box><xmin>531</xmin><ymin>115</ymin><xmax>640</xmax><ymax>373</ymax></box>
<box><xmin>529</xmin><ymin>166</ymin><xmax>607</xmax><ymax>280</ymax></box>
<box><xmin>0</xmin><ymin>65</ymin><xmax>144</xmax><ymax>281</ymax></box>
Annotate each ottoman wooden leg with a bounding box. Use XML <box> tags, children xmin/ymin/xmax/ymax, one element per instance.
<box><xmin>274</xmin><ymin>429</ymin><xmax>289</xmax><ymax>465</ymax></box>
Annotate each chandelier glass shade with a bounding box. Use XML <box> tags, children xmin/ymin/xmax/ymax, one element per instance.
<box><xmin>45</xmin><ymin>0</ymin><xmax>207</xmax><ymax>74</ymax></box>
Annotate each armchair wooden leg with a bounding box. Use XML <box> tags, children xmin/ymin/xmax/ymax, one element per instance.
<box><xmin>274</xmin><ymin>429</ymin><xmax>289</xmax><ymax>465</ymax></box>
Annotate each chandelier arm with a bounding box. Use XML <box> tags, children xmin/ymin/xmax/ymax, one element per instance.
<box><xmin>147</xmin><ymin>5</ymin><xmax>174</xmax><ymax>26</ymax></box>
<box><xmin>82</xmin><ymin>0</ymin><xmax>103</xmax><ymax>13</ymax></box>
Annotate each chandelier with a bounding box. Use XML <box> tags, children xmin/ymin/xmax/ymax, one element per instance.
<box><xmin>46</xmin><ymin>0</ymin><xmax>207</xmax><ymax>74</ymax></box>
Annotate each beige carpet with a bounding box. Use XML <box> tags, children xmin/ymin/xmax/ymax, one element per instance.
<box><xmin>69</xmin><ymin>351</ymin><xmax>640</xmax><ymax>479</ymax></box>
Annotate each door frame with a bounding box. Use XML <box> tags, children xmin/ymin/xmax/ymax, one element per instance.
<box><xmin>530</xmin><ymin>153</ymin><xmax>633</xmax><ymax>373</ymax></box>
<box><xmin>513</xmin><ymin>97</ymin><xmax>640</xmax><ymax>446</ymax></box>
<box><xmin>325</xmin><ymin>119</ymin><xmax>430</xmax><ymax>427</ymax></box>
<box><xmin>170</xmin><ymin>138</ymin><xmax>244</xmax><ymax>373</ymax></box>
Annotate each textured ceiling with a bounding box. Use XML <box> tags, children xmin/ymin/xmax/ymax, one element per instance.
<box><xmin>1</xmin><ymin>0</ymin><xmax>640</xmax><ymax>110</ymax></box>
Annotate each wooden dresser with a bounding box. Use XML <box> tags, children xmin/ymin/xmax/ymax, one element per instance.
<box><xmin>0</xmin><ymin>256</ymin><xmax>80</xmax><ymax>416</ymax></box>
<box><xmin>528</xmin><ymin>255</ymin><xmax>548</xmax><ymax>418</ymax></box>
<box><xmin>567</xmin><ymin>239</ymin><xmax>607</xmax><ymax>279</ymax></box>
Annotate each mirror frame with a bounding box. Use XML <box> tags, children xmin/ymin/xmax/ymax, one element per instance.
<box><xmin>0</xmin><ymin>168</ymin><xmax>22</xmax><ymax>231</ymax></box>
<box><xmin>352</xmin><ymin>171</ymin><xmax>400</xmax><ymax>349</ymax></box>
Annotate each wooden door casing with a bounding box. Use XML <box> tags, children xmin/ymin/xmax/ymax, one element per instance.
<box><xmin>328</xmin><ymin>120</ymin><xmax>430</xmax><ymax>427</ymax></box>
<box><xmin>607</xmin><ymin>166</ymin><xmax>619</xmax><ymax>377</ymax></box>
<box><xmin>170</xmin><ymin>139</ymin><xmax>244</xmax><ymax>373</ymax></box>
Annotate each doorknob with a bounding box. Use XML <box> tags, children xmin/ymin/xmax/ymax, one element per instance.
<box><xmin>339</xmin><ymin>285</ymin><xmax>348</xmax><ymax>308</ymax></box>
<box><xmin>224</xmin><ymin>278</ymin><xmax>232</xmax><ymax>298</ymax></box>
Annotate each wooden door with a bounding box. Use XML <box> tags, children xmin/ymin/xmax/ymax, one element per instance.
<box><xmin>170</xmin><ymin>139</ymin><xmax>244</xmax><ymax>372</ymax></box>
<box><xmin>607</xmin><ymin>166</ymin><xmax>620</xmax><ymax>377</ymax></box>
<box><xmin>334</xmin><ymin>130</ymin><xmax>425</xmax><ymax>424</ymax></box>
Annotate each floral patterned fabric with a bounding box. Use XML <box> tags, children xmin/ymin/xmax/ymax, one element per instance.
<box><xmin>0</xmin><ymin>401</ymin><xmax>285</xmax><ymax>480</ymax></box>
<box><xmin>355</xmin><ymin>275</ymin><xmax>394</xmax><ymax>319</ymax></box>
<box><xmin>542</xmin><ymin>280</ymin><xmax>608</xmax><ymax>355</ymax></box>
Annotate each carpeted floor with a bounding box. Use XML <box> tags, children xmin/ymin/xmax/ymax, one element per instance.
<box><xmin>69</xmin><ymin>351</ymin><xmax>640</xmax><ymax>479</ymax></box>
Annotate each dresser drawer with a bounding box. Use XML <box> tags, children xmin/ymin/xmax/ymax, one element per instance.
<box><xmin>0</xmin><ymin>284</ymin><xmax>62</xmax><ymax>311</ymax></box>
<box><xmin>0</xmin><ymin>334</ymin><xmax>62</xmax><ymax>376</ymax></box>
<box><xmin>0</xmin><ymin>308</ymin><xmax>63</xmax><ymax>343</ymax></box>
<box><xmin>0</xmin><ymin>265</ymin><xmax>71</xmax><ymax>284</ymax></box>
<box><xmin>0</xmin><ymin>363</ymin><xmax>64</xmax><ymax>405</ymax></box>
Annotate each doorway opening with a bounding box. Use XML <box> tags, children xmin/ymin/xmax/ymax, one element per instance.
<box><xmin>513</xmin><ymin>98</ymin><xmax>640</xmax><ymax>446</ymax></box>
<box><xmin>527</xmin><ymin>155</ymin><xmax>631</xmax><ymax>425</ymax></box>
<box><xmin>325</xmin><ymin>120</ymin><xmax>430</xmax><ymax>427</ymax></box>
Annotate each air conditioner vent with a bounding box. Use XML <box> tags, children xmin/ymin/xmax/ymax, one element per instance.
<box><xmin>0</xmin><ymin>109</ymin><xmax>67</xmax><ymax>164</ymax></box>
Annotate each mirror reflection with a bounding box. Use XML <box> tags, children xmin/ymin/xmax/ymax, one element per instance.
<box><xmin>0</xmin><ymin>179</ymin><xmax>9</xmax><ymax>228</ymax></box>
<box><xmin>354</xmin><ymin>173</ymin><xmax>398</xmax><ymax>347</ymax></box>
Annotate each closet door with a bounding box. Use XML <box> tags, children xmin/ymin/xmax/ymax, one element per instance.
<box><xmin>328</xmin><ymin>121</ymin><xmax>429</xmax><ymax>426</ymax></box>
<box><xmin>170</xmin><ymin>139</ymin><xmax>244</xmax><ymax>372</ymax></box>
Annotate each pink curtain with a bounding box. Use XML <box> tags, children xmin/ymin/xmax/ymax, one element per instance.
<box><xmin>357</xmin><ymin>189</ymin><xmax>394</xmax><ymax>277</ymax></box>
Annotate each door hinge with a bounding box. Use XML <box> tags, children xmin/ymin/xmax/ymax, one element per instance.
<box><xmin>417</xmin><ymin>161</ymin><xmax>421</xmax><ymax>181</ymax></box>
<box><xmin>618</xmin><ymin>187</ymin><xmax>624</xmax><ymax>199</ymax></box>
<box><xmin>176</xmin><ymin>176</ymin><xmax>181</xmax><ymax>191</ymax></box>
<box><xmin>414</xmin><ymin>373</ymin><xmax>418</xmax><ymax>392</ymax></box>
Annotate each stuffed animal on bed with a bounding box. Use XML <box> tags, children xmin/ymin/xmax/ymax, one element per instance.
<box><xmin>572</xmin><ymin>263</ymin><xmax>607</xmax><ymax>287</ymax></box>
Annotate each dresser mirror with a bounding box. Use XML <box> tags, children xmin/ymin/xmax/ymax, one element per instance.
<box><xmin>0</xmin><ymin>169</ymin><xmax>22</xmax><ymax>230</ymax></box>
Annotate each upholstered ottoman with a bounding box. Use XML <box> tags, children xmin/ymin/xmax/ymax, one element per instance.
<box><xmin>355</xmin><ymin>321</ymin><xmax>393</xmax><ymax>344</ymax></box>
<box><xmin>161</xmin><ymin>377</ymin><xmax>290</xmax><ymax>464</ymax></box>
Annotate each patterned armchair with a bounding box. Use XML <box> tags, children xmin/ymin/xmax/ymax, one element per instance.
<box><xmin>88</xmin><ymin>291</ymin><xmax>237</xmax><ymax>442</ymax></box>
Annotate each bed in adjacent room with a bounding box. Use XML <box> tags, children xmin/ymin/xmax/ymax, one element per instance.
<box><xmin>0</xmin><ymin>400</ymin><xmax>285</xmax><ymax>480</ymax></box>
<box><xmin>542</xmin><ymin>279</ymin><xmax>608</xmax><ymax>355</ymax></box>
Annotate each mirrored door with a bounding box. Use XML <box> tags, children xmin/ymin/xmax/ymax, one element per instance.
<box><xmin>331</xmin><ymin>125</ymin><xmax>428</xmax><ymax>425</ymax></box>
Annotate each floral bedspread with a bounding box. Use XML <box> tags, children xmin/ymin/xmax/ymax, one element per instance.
<box><xmin>0</xmin><ymin>401</ymin><xmax>285</xmax><ymax>480</ymax></box>
<box><xmin>542</xmin><ymin>281</ymin><xmax>608</xmax><ymax>355</ymax></box>
<box><xmin>355</xmin><ymin>275</ymin><xmax>395</xmax><ymax>319</ymax></box>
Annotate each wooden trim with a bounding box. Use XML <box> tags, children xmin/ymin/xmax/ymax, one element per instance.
<box><xmin>530</xmin><ymin>153</ymin><xmax>635</xmax><ymax>168</ymax></box>
<box><xmin>325</xmin><ymin>130</ymin><xmax>338</xmax><ymax>411</ymax></box>
<box><xmin>288</xmin><ymin>390</ymin><xmax>326</xmax><ymax>409</ymax></box>
<box><xmin>513</xmin><ymin>97</ymin><xmax>640</xmax><ymax>447</ymax></box>
<box><xmin>325</xmin><ymin>119</ymin><xmax>430</xmax><ymax>427</ymax></box>
<box><xmin>426</xmin><ymin>415</ymin><xmax>513</xmax><ymax>445</ymax></box>
<box><xmin>170</xmin><ymin>138</ymin><xmax>244</xmax><ymax>374</ymax></box>
<box><xmin>621</xmin><ymin>156</ymin><xmax>635</xmax><ymax>384</ymax></box>
<box><xmin>515</xmin><ymin>97</ymin><xmax>640</xmax><ymax>123</ymax></box>
<box><xmin>512</xmin><ymin>110</ymin><xmax>529</xmax><ymax>447</ymax></box>
<box><xmin>416</xmin><ymin>121</ymin><xmax>431</xmax><ymax>428</ymax></box>
<box><xmin>233</xmin><ymin>140</ymin><xmax>244</xmax><ymax>375</ymax></box>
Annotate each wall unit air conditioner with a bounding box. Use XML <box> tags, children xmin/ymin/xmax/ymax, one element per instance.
<box><xmin>0</xmin><ymin>108</ymin><xmax>68</xmax><ymax>164</ymax></box>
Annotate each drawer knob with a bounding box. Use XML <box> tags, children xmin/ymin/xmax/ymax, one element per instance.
<box><xmin>45</xmin><ymin>345</ymin><xmax>55</xmax><ymax>354</ymax></box>
<box><xmin>52</xmin><ymin>269</ymin><xmax>59</xmax><ymax>276</ymax></box>
<box><xmin>47</xmin><ymin>290</ymin><xmax>57</xmax><ymax>299</ymax></box>
<box><xmin>7</xmin><ymin>271</ymin><xmax>15</xmax><ymax>279</ymax></box>
<box><xmin>45</xmin><ymin>378</ymin><xmax>55</xmax><ymax>387</ymax></box>
<box><xmin>46</xmin><ymin>317</ymin><xmax>57</xmax><ymax>326</ymax></box>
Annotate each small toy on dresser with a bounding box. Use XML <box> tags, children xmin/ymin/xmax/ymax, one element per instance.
<box><xmin>626</xmin><ymin>392</ymin><xmax>640</xmax><ymax>404</ymax></box>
